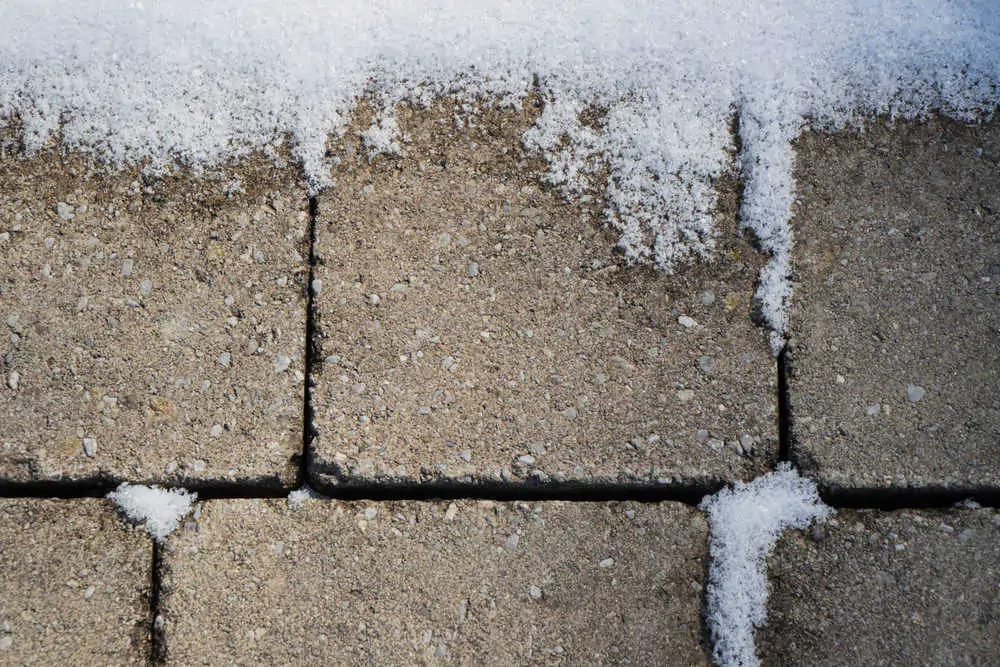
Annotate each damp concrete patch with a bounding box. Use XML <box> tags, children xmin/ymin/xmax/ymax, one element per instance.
<box><xmin>787</xmin><ymin>117</ymin><xmax>1000</xmax><ymax>493</ymax></box>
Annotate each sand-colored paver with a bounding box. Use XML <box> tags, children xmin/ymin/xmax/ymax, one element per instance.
<box><xmin>760</xmin><ymin>506</ymin><xmax>1000</xmax><ymax>666</ymax></box>
<box><xmin>310</xmin><ymin>102</ymin><xmax>778</xmax><ymax>490</ymax></box>
<box><xmin>788</xmin><ymin>117</ymin><xmax>1000</xmax><ymax>491</ymax></box>
<box><xmin>0</xmin><ymin>498</ymin><xmax>152</xmax><ymax>665</ymax></box>
<box><xmin>0</xmin><ymin>151</ymin><xmax>309</xmax><ymax>487</ymax></box>
<box><xmin>159</xmin><ymin>497</ymin><xmax>709</xmax><ymax>664</ymax></box>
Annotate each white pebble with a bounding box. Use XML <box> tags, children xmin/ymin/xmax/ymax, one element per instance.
<box><xmin>6</xmin><ymin>371</ymin><xmax>19</xmax><ymax>390</ymax></box>
<box><xmin>906</xmin><ymin>384</ymin><xmax>925</xmax><ymax>403</ymax></box>
<box><xmin>598</xmin><ymin>557</ymin><xmax>615</xmax><ymax>568</ymax></box>
<box><xmin>209</xmin><ymin>424</ymin><xmax>223</xmax><ymax>438</ymax></box>
<box><xmin>217</xmin><ymin>352</ymin><xmax>231</xmax><ymax>368</ymax></box>
<box><xmin>82</xmin><ymin>437</ymin><xmax>97</xmax><ymax>457</ymax></box>
<box><xmin>273</xmin><ymin>355</ymin><xmax>291</xmax><ymax>373</ymax></box>
<box><xmin>678</xmin><ymin>315</ymin><xmax>697</xmax><ymax>328</ymax></box>
<box><xmin>121</xmin><ymin>259</ymin><xmax>134</xmax><ymax>277</ymax></box>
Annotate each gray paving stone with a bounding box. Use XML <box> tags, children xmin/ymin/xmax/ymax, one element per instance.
<box><xmin>760</xmin><ymin>507</ymin><xmax>1000</xmax><ymax>666</ymax></box>
<box><xmin>160</xmin><ymin>498</ymin><xmax>709</xmax><ymax>665</ymax></box>
<box><xmin>0</xmin><ymin>151</ymin><xmax>309</xmax><ymax>487</ymax></box>
<box><xmin>0</xmin><ymin>498</ymin><xmax>152</xmax><ymax>664</ymax></box>
<box><xmin>310</xmin><ymin>102</ymin><xmax>778</xmax><ymax>490</ymax></box>
<box><xmin>788</xmin><ymin>117</ymin><xmax>1000</xmax><ymax>491</ymax></box>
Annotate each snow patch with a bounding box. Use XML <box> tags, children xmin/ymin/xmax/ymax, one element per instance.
<box><xmin>2</xmin><ymin>1</ymin><xmax>998</xmax><ymax>346</ymax></box>
<box><xmin>108</xmin><ymin>483</ymin><xmax>196</xmax><ymax>543</ymax></box>
<box><xmin>699</xmin><ymin>464</ymin><xmax>833</xmax><ymax>667</ymax></box>
<box><xmin>287</xmin><ymin>484</ymin><xmax>325</xmax><ymax>509</ymax></box>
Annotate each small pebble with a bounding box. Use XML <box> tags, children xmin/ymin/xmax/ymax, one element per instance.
<box><xmin>866</xmin><ymin>404</ymin><xmax>880</xmax><ymax>416</ymax></box>
<box><xmin>82</xmin><ymin>437</ymin><xmax>97</xmax><ymax>457</ymax></box>
<box><xmin>210</xmin><ymin>424</ymin><xmax>223</xmax><ymax>438</ymax></box>
<box><xmin>517</xmin><ymin>454</ymin><xmax>536</xmax><ymax>466</ymax></box>
<box><xmin>677</xmin><ymin>389</ymin><xmax>695</xmax><ymax>402</ymax></box>
<box><xmin>217</xmin><ymin>352</ymin><xmax>231</xmax><ymax>368</ymax></box>
<box><xmin>906</xmin><ymin>384</ymin><xmax>925</xmax><ymax>402</ymax></box>
<box><xmin>528</xmin><ymin>585</ymin><xmax>543</xmax><ymax>599</ymax></box>
<box><xmin>700</xmin><ymin>291</ymin><xmax>716</xmax><ymax>306</ymax></box>
<box><xmin>140</xmin><ymin>279</ymin><xmax>153</xmax><ymax>295</ymax></box>
<box><xmin>121</xmin><ymin>259</ymin><xmax>134</xmax><ymax>277</ymax></box>
<box><xmin>698</xmin><ymin>356</ymin><xmax>715</xmax><ymax>373</ymax></box>
<box><xmin>459</xmin><ymin>450</ymin><xmax>472</xmax><ymax>463</ymax></box>
<box><xmin>56</xmin><ymin>202</ymin><xmax>74</xmax><ymax>220</ymax></box>
<box><xmin>6</xmin><ymin>371</ymin><xmax>19</xmax><ymax>391</ymax></box>
<box><xmin>273</xmin><ymin>355</ymin><xmax>291</xmax><ymax>373</ymax></box>
<box><xmin>311</xmin><ymin>279</ymin><xmax>323</xmax><ymax>295</ymax></box>
<box><xmin>467</xmin><ymin>262</ymin><xmax>479</xmax><ymax>277</ymax></box>
<box><xmin>598</xmin><ymin>557</ymin><xmax>615</xmax><ymax>568</ymax></box>
<box><xmin>678</xmin><ymin>315</ymin><xmax>698</xmax><ymax>328</ymax></box>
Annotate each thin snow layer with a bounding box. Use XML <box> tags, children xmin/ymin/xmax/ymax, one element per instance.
<box><xmin>287</xmin><ymin>484</ymin><xmax>325</xmax><ymax>509</ymax></box>
<box><xmin>2</xmin><ymin>2</ymin><xmax>998</xmax><ymax>345</ymax></box>
<box><xmin>107</xmin><ymin>483</ymin><xmax>196</xmax><ymax>543</ymax></box>
<box><xmin>699</xmin><ymin>464</ymin><xmax>833</xmax><ymax>667</ymax></box>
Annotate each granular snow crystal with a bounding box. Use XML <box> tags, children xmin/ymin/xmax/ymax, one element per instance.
<box><xmin>108</xmin><ymin>483</ymin><xmax>197</xmax><ymax>543</ymax></box>
<box><xmin>699</xmin><ymin>464</ymin><xmax>833</xmax><ymax>667</ymax></box>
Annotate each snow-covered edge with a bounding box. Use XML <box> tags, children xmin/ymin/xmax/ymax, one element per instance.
<box><xmin>107</xmin><ymin>483</ymin><xmax>196</xmax><ymax>543</ymax></box>
<box><xmin>699</xmin><ymin>464</ymin><xmax>833</xmax><ymax>667</ymax></box>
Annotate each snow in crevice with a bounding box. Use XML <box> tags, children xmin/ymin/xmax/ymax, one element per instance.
<box><xmin>107</xmin><ymin>483</ymin><xmax>197</xmax><ymax>543</ymax></box>
<box><xmin>699</xmin><ymin>464</ymin><xmax>833</xmax><ymax>667</ymax></box>
<box><xmin>2</xmin><ymin>1</ymin><xmax>998</xmax><ymax>343</ymax></box>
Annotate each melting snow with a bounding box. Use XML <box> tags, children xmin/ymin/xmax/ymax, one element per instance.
<box><xmin>107</xmin><ymin>483</ymin><xmax>196</xmax><ymax>543</ymax></box>
<box><xmin>699</xmin><ymin>464</ymin><xmax>833</xmax><ymax>667</ymax></box>
<box><xmin>1</xmin><ymin>1</ymin><xmax>997</xmax><ymax>348</ymax></box>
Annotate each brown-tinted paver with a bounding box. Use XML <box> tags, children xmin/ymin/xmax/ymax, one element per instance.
<box><xmin>760</xmin><ymin>507</ymin><xmax>1000</xmax><ymax>666</ymax></box>
<box><xmin>788</xmin><ymin>117</ymin><xmax>1000</xmax><ymax>491</ymax></box>
<box><xmin>0</xmin><ymin>498</ymin><xmax>152</xmax><ymax>665</ymax></box>
<box><xmin>0</xmin><ymin>151</ymin><xmax>309</xmax><ymax>487</ymax></box>
<box><xmin>160</xmin><ymin>498</ymin><xmax>709</xmax><ymax>665</ymax></box>
<box><xmin>310</xmin><ymin>102</ymin><xmax>778</xmax><ymax>490</ymax></box>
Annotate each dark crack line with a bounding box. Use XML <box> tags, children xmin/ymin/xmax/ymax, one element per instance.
<box><xmin>777</xmin><ymin>348</ymin><xmax>793</xmax><ymax>463</ymax></box>
<box><xmin>149</xmin><ymin>541</ymin><xmax>165</xmax><ymax>665</ymax></box>
<box><xmin>298</xmin><ymin>195</ymin><xmax>321</xmax><ymax>490</ymax></box>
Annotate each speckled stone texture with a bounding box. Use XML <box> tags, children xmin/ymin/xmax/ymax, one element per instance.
<box><xmin>159</xmin><ymin>498</ymin><xmax>710</xmax><ymax>665</ymax></box>
<box><xmin>0</xmin><ymin>498</ymin><xmax>152</xmax><ymax>665</ymax></box>
<box><xmin>0</xmin><ymin>151</ymin><xmax>309</xmax><ymax>488</ymax></box>
<box><xmin>788</xmin><ymin>117</ymin><xmax>1000</xmax><ymax>492</ymax></box>
<box><xmin>760</xmin><ymin>507</ymin><xmax>1000</xmax><ymax>666</ymax></box>
<box><xmin>310</xmin><ymin>101</ymin><xmax>778</xmax><ymax>491</ymax></box>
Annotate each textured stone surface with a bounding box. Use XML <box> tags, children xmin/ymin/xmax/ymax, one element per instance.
<box><xmin>760</xmin><ymin>507</ymin><xmax>1000</xmax><ymax>666</ymax></box>
<box><xmin>310</xmin><ymin>102</ymin><xmax>778</xmax><ymax>490</ymax></box>
<box><xmin>788</xmin><ymin>117</ymin><xmax>1000</xmax><ymax>491</ymax></box>
<box><xmin>0</xmin><ymin>498</ymin><xmax>152</xmax><ymax>665</ymax></box>
<box><xmin>160</xmin><ymin>498</ymin><xmax>709</xmax><ymax>665</ymax></box>
<box><xmin>0</xmin><ymin>151</ymin><xmax>309</xmax><ymax>487</ymax></box>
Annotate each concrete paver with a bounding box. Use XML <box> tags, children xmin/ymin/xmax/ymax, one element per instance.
<box><xmin>0</xmin><ymin>498</ymin><xmax>152</xmax><ymax>665</ymax></box>
<box><xmin>788</xmin><ymin>117</ymin><xmax>1000</xmax><ymax>491</ymax></box>
<box><xmin>0</xmin><ymin>152</ymin><xmax>310</xmax><ymax>487</ymax></box>
<box><xmin>310</xmin><ymin>102</ymin><xmax>778</xmax><ymax>490</ymax></box>
<box><xmin>160</xmin><ymin>498</ymin><xmax>709</xmax><ymax>664</ymax></box>
<box><xmin>759</xmin><ymin>507</ymin><xmax>1000</xmax><ymax>666</ymax></box>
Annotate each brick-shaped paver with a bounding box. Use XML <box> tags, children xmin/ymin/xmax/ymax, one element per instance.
<box><xmin>0</xmin><ymin>498</ymin><xmax>152</xmax><ymax>664</ymax></box>
<box><xmin>160</xmin><ymin>498</ymin><xmax>709</xmax><ymax>664</ymax></box>
<box><xmin>759</xmin><ymin>507</ymin><xmax>1000</xmax><ymax>665</ymax></box>
<box><xmin>0</xmin><ymin>151</ymin><xmax>309</xmax><ymax>487</ymax></box>
<box><xmin>310</xmin><ymin>104</ymin><xmax>777</xmax><ymax>490</ymax></box>
<box><xmin>788</xmin><ymin>117</ymin><xmax>1000</xmax><ymax>491</ymax></box>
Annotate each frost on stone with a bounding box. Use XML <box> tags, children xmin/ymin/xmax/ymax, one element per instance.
<box><xmin>108</xmin><ymin>483</ymin><xmax>196</xmax><ymax>543</ymax></box>
<box><xmin>1</xmin><ymin>1</ymin><xmax>998</xmax><ymax>347</ymax></box>
<box><xmin>287</xmin><ymin>484</ymin><xmax>325</xmax><ymax>509</ymax></box>
<box><xmin>699</xmin><ymin>464</ymin><xmax>833</xmax><ymax>667</ymax></box>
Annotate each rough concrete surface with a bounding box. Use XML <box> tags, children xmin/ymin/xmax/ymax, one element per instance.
<box><xmin>160</xmin><ymin>498</ymin><xmax>709</xmax><ymax>665</ymax></box>
<box><xmin>0</xmin><ymin>149</ymin><xmax>309</xmax><ymax>487</ymax></box>
<box><xmin>788</xmin><ymin>117</ymin><xmax>1000</xmax><ymax>491</ymax></box>
<box><xmin>0</xmin><ymin>498</ymin><xmax>151</xmax><ymax>665</ymax></box>
<box><xmin>310</xmin><ymin>101</ymin><xmax>778</xmax><ymax>491</ymax></box>
<box><xmin>760</xmin><ymin>506</ymin><xmax>1000</xmax><ymax>666</ymax></box>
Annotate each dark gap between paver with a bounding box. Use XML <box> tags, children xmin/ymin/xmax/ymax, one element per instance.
<box><xmin>298</xmin><ymin>196</ymin><xmax>321</xmax><ymax>489</ymax></box>
<box><xmin>776</xmin><ymin>349</ymin><xmax>792</xmax><ymax>462</ymax></box>
<box><xmin>305</xmin><ymin>476</ymin><xmax>721</xmax><ymax>505</ymax></box>
<box><xmin>150</xmin><ymin>541</ymin><xmax>166</xmax><ymax>665</ymax></box>
<box><xmin>818</xmin><ymin>485</ymin><xmax>1000</xmax><ymax>510</ymax></box>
